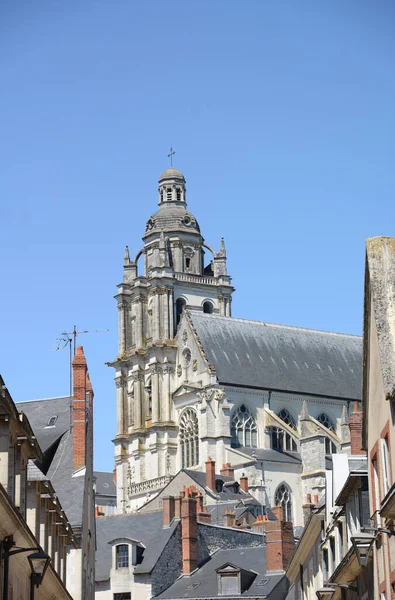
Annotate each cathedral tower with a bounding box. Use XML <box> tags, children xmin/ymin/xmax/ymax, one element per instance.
<box><xmin>112</xmin><ymin>167</ymin><xmax>234</xmax><ymax>512</ymax></box>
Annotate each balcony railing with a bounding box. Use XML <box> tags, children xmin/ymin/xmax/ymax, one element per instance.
<box><xmin>174</xmin><ymin>272</ymin><xmax>217</xmax><ymax>285</ymax></box>
<box><xmin>129</xmin><ymin>475</ymin><xmax>171</xmax><ymax>496</ymax></box>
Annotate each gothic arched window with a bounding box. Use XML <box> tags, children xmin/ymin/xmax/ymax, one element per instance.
<box><xmin>180</xmin><ymin>409</ymin><xmax>199</xmax><ymax>468</ymax></box>
<box><xmin>231</xmin><ymin>405</ymin><xmax>257</xmax><ymax>448</ymax></box>
<box><xmin>269</xmin><ymin>427</ymin><xmax>297</xmax><ymax>452</ymax></box>
<box><xmin>277</xmin><ymin>409</ymin><xmax>297</xmax><ymax>430</ymax></box>
<box><xmin>317</xmin><ymin>413</ymin><xmax>335</xmax><ymax>432</ymax></box>
<box><xmin>274</xmin><ymin>483</ymin><xmax>293</xmax><ymax>522</ymax></box>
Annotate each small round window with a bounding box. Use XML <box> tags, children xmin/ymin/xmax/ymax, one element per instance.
<box><xmin>183</xmin><ymin>215</ymin><xmax>192</xmax><ymax>226</ymax></box>
<box><xmin>183</xmin><ymin>348</ymin><xmax>192</xmax><ymax>366</ymax></box>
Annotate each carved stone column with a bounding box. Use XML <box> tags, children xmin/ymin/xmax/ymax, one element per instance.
<box><xmin>153</xmin><ymin>290</ymin><xmax>160</xmax><ymax>340</ymax></box>
<box><xmin>150</xmin><ymin>365</ymin><xmax>161</xmax><ymax>423</ymax></box>
<box><xmin>115</xmin><ymin>376</ymin><xmax>125</xmax><ymax>435</ymax></box>
<box><xmin>163</xmin><ymin>366</ymin><xmax>174</xmax><ymax>422</ymax></box>
<box><xmin>168</xmin><ymin>289</ymin><xmax>174</xmax><ymax>337</ymax></box>
<box><xmin>118</xmin><ymin>302</ymin><xmax>126</xmax><ymax>354</ymax></box>
<box><xmin>132</xmin><ymin>371</ymin><xmax>144</xmax><ymax>429</ymax></box>
<box><xmin>135</xmin><ymin>299</ymin><xmax>143</xmax><ymax>348</ymax></box>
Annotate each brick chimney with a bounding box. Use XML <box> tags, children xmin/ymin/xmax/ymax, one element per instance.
<box><xmin>251</xmin><ymin>514</ymin><xmax>265</xmax><ymax>534</ymax></box>
<box><xmin>265</xmin><ymin>508</ymin><xmax>295</xmax><ymax>572</ymax></box>
<box><xmin>197</xmin><ymin>507</ymin><xmax>212</xmax><ymax>524</ymax></box>
<box><xmin>240</xmin><ymin>473</ymin><xmax>248</xmax><ymax>493</ymax></box>
<box><xmin>72</xmin><ymin>346</ymin><xmax>88</xmax><ymax>471</ymax></box>
<box><xmin>163</xmin><ymin>496</ymin><xmax>175</xmax><ymax>527</ymax></box>
<box><xmin>349</xmin><ymin>401</ymin><xmax>364</xmax><ymax>455</ymax></box>
<box><xmin>205</xmin><ymin>457</ymin><xmax>216</xmax><ymax>492</ymax></box>
<box><xmin>271</xmin><ymin>505</ymin><xmax>284</xmax><ymax>521</ymax></box>
<box><xmin>223</xmin><ymin>508</ymin><xmax>236</xmax><ymax>528</ymax></box>
<box><xmin>181</xmin><ymin>490</ymin><xmax>198</xmax><ymax>574</ymax></box>
<box><xmin>220</xmin><ymin>463</ymin><xmax>234</xmax><ymax>478</ymax></box>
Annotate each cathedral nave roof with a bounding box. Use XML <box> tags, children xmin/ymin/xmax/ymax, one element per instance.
<box><xmin>188</xmin><ymin>311</ymin><xmax>362</xmax><ymax>400</ymax></box>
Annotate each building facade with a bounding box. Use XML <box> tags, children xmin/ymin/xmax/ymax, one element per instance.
<box><xmin>110</xmin><ymin>167</ymin><xmax>363</xmax><ymax>527</ymax></box>
<box><xmin>0</xmin><ymin>375</ymin><xmax>73</xmax><ymax>599</ymax></box>
<box><xmin>362</xmin><ymin>237</ymin><xmax>395</xmax><ymax>599</ymax></box>
<box><xmin>17</xmin><ymin>346</ymin><xmax>96</xmax><ymax>600</ymax></box>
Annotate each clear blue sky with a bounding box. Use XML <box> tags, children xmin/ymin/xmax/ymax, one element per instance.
<box><xmin>1</xmin><ymin>1</ymin><xmax>394</xmax><ymax>471</ymax></box>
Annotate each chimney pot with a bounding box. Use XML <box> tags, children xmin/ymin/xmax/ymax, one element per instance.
<box><xmin>205</xmin><ymin>457</ymin><xmax>216</xmax><ymax>492</ymax></box>
<box><xmin>240</xmin><ymin>474</ymin><xmax>249</xmax><ymax>493</ymax></box>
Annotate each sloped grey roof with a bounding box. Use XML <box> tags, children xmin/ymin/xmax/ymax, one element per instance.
<box><xmin>94</xmin><ymin>471</ymin><xmax>116</xmax><ymax>498</ymax></box>
<box><xmin>156</xmin><ymin>546</ymin><xmax>288</xmax><ymax>599</ymax></box>
<box><xmin>207</xmin><ymin>503</ymin><xmax>252</xmax><ymax>526</ymax></box>
<box><xmin>47</xmin><ymin>430</ymin><xmax>85</xmax><ymax>528</ymax></box>
<box><xmin>16</xmin><ymin>396</ymin><xmax>85</xmax><ymax>529</ymax></box>
<box><xmin>241</xmin><ymin>448</ymin><xmax>302</xmax><ymax>465</ymax></box>
<box><xmin>189</xmin><ymin>311</ymin><xmax>362</xmax><ymax>400</ymax></box>
<box><xmin>96</xmin><ymin>512</ymin><xmax>178</xmax><ymax>581</ymax></box>
<box><xmin>17</xmin><ymin>396</ymin><xmax>71</xmax><ymax>452</ymax></box>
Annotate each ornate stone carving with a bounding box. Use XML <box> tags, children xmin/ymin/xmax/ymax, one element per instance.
<box><xmin>177</xmin><ymin>365</ymin><xmax>182</xmax><ymax>377</ymax></box>
<box><xmin>163</xmin><ymin>365</ymin><xmax>175</xmax><ymax>375</ymax></box>
<box><xmin>131</xmin><ymin>371</ymin><xmax>144</xmax><ymax>382</ymax></box>
<box><xmin>182</xmin><ymin>330</ymin><xmax>188</xmax><ymax>343</ymax></box>
<box><xmin>192</xmin><ymin>359</ymin><xmax>198</xmax><ymax>372</ymax></box>
<box><xmin>115</xmin><ymin>376</ymin><xmax>126</xmax><ymax>388</ymax></box>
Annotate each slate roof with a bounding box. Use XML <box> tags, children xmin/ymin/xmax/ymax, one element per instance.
<box><xmin>16</xmin><ymin>396</ymin><xmax>85</xmax><ymax>529</ymax></box>
<box><xmin>94</xmin><ymin>471</ymin><xmax>117</xmax><ymax>498</ymax></box>
<box><xmin>17</xmin><ymin>396</ymin><xmax>71</xmax><ymax>453</ymax></box>
<box><xmin>189</xmin><ymin>311</ymin><xmax>362</xmax><ymax>400</ymax></box>
<box><xmin>96</xmin><ymin>512</ymin><xmax>178</xmax><ymax>581</ymax></box>
<box><xmin>240</xmin><ymin>448</ymin><xmax>302</xmax><ymax>465</ymax></box>
<box><xmin>206</xmin><ymin>503</ymin><xmax>253</xmax><ymax>526</ymax></box>
<box><xmin>156</xmin><ymin>546</ymin><xmax>288</xmax><ymax>599</ymax></box>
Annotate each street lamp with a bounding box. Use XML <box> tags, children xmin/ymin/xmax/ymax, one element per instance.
<box><xmin>351</xmin><ymin>532</ymin><xmax>375</xmax><ymax>567</ymax></box>
<box><xmin>28</xmin><ymin>551</ymin><xmax>51</xmax><ymax>599</ymax></box>
<box><xmin>2</xmin><ymin>537</ymin><xmax>51</xmax><ymax>600</ymax></box>
<box><xmin>316</xmin><ymin>583</ymin><xmax>358</xmax><ymax>600</ymax></box>
<box><xmin>316</xmin><ymin>586</ymin><xmax>336</xmax><ymax>600</ymax></box>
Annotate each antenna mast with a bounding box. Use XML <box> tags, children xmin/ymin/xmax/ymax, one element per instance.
<box><xmin>56</xmin><ymin>326</ymin><xmax>109</xmax><ymax>430</ymax></box>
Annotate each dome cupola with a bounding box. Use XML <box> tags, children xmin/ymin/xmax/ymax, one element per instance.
<box><xmin>158</xmin><ymin>168</ymin><xmax>186</xmax><ymax>207</ymax></box>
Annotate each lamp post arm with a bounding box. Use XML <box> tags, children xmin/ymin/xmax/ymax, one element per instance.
<box><xmin>8</xmin><ymin>547</ymin><xmax>41</xmax><ymax>557</ymax></box>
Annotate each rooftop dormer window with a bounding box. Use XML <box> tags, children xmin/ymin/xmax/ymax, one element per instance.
<box><xmin>217</xmin><ymin>566</ymin><xmax>240</xmax><ymax>596</ymax></box>
<box><xmin>116</xmin><ymin>544</ymin><xmax>129</xmax><ymax>569</ymax></box>
<box><xmin>45</xmin><ymin>415</ymin><xmax>58</xmax><ymax>428</ymax></box>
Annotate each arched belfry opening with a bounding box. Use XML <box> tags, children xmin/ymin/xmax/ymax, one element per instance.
<box><xmin>203</xmin><ymin>301</ymin><xmax>213</xmax><ymax>314</ymax></box>
<box><xmin>175</xmin><ymin>298</ymin><xmax>186</xmax><ymax>329</ymax></box>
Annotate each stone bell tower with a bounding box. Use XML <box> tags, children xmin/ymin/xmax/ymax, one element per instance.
<box><xmin>111</xmin><ymin>167</ymin><xmax>234</xmax><ymax>511</ymax></box>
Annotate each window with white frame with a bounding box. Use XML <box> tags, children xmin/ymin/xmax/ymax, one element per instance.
<box><xmin>116</xmin><ymin>544</ymin><xmax>129</xmax><ymax>569</ymax></box>
<box><xmin>381</xmin><ymin>436</ymin><xmax>391</xmax><ymax>495</ymax></box>
<box><xmin>230</xmin><ymin>405</ymin><xmax>257</xmax><ymax>448</ymax></box>
<box><xmin>180</xmin><ymin>408</ymin><xmax>199</xmax><ymax>468</ymax></box>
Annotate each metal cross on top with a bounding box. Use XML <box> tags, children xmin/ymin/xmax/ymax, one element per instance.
<box><xmin>167</xmin><ymin>146</ymin><xmax>175</xmax><ymax>166</ymax></box>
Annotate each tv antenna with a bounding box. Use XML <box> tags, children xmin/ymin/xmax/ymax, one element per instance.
<box><xmin>56</xmin><ymin>325</ymin><xmax>109</xmax><ymax>430</ymax></box>
<box><xmin>59</xmin><ymin>325</ymin><xmax>109</xmax><ymax>357</ymax></box>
